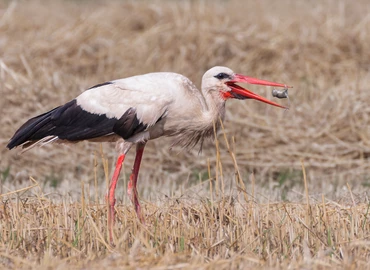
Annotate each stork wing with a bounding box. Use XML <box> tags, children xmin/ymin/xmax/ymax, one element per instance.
<box><xmin>7</xmin><ymin>74</ymin><xmax>174</xmax><ymax>149</ymax></box>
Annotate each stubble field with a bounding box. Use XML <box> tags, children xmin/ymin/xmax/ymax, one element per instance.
<box><xmin>1</xmin><ymin>0</ymin><xmax>370</xmax><ymax>269</ymax></box>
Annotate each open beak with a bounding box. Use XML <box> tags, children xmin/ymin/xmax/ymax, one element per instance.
<box><xmin>226</xmin><ymin>74</ymin><xmax>292</xmax><ymax>109</ymax></box>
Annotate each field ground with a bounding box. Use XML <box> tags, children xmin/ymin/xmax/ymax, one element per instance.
<box><xmin>1</xmin><ymin>0</ymin><xmax>370</xmax><ymax>269</ymax></box>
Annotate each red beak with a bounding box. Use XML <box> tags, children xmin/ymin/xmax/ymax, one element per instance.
<box><xmin>225</xmin><ymin>74</ymin><xmax>292</xmax><ymax>109</ymax></box>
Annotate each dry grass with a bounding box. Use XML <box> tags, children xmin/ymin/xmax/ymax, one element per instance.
<box><xmin>1</xmin><ymin>186</ymin><xmax>370</xmax><ymax>269</ymax></box>
<box><xmin>1</xmin><ymin>0</ymin><xmax>370</xmax><ymax>268</ymax></box>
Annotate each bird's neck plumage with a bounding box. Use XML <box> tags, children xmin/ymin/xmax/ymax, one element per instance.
<box><xmin>166</xmin><ymin>81</ymin><xmax>226</xmax><ymax>149</ymax></box>
<box><xmin>201</xmin><ymin>86</ymin><xmax>226</xmax><ymax>125</ymax></box>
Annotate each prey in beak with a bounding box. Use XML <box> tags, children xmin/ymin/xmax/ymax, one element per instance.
<box><xmin>225</xmin><ymin>74</ymin><xmax>292</xmax><ymax>109</ymax></box>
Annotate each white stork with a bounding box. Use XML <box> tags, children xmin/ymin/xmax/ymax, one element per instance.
<box><xmin>7</xmin><ymin>66</ymin><xmax>290</xmax><ymax>241</ymax></box>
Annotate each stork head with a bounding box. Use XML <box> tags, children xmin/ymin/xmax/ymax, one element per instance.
<box><xmin>202</xmin><ymin>66</ymin><xmax>291</xmax><ymax>109</ymax></box>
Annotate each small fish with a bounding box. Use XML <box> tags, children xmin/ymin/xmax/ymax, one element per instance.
<box><xmin>272</xmin><ymin>88</ymin><xmax>289</xmax><ymax>99</ymax></box>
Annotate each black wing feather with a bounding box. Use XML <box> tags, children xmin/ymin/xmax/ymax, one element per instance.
<box><xmin>7</xmin><ymin>99</ymin><xmax>147</xmax><ymax>149</ymax></box>
<box><xmin>113</xmin><ymin>108</ymin><xmax>147</xmax><ymax>139</ymax></box>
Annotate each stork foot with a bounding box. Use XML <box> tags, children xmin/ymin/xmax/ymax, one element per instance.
<box><xmin>128</xmin><ymin>176</ymin><xmax>145</xmax><ymax>223</ymax></box>
<box><xmin>107</xmin><ymin>190</ymin><xmax>117</xmax><ymax>245</ymax></box>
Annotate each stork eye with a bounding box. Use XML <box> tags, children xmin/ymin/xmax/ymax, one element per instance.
<box><xmin>214</xmin><ymin>73</ymin><xmax>230</xmax><ymax>80</ymax></box>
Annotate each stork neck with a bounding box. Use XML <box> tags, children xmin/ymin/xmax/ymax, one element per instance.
<box><xmin>203</xmin><ymin>89</ymin><xmax>226</xmax><ymax>123</ymax></box>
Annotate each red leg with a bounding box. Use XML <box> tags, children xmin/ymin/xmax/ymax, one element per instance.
<box><xmin>127</xmin><ymin>142</ymin><xmax>146</xmax><ymax>222</ymax></box>
<box><xmin>108</xmin><ymin>154</ymin><xmax>126</xmax><ymax>243</ymax></box>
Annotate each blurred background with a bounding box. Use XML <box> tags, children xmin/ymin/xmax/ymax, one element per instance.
<box><xmin>1</xmin><ymin>0</ymin><xmax>369</xmax><ymax>203</ymax></box>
